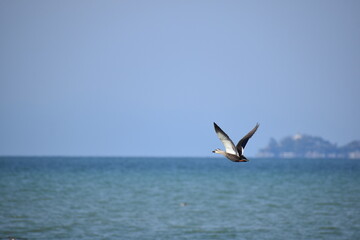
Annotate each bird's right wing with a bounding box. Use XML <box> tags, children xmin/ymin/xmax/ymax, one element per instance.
<box><xmin>213</xmin><ymin>122</ymin><xmax>238</xmax><ymax>156</ymax></box>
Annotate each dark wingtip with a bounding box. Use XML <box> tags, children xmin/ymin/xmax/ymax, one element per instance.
<box><xmin>213</xmin><ymin>122</ymin><xmax>221</xmax><ymax>131</ymax></box>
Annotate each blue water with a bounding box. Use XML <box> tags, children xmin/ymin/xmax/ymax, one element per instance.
<box><xmin>0</xmin><ymin>157</ymin><xmax>359</xmax><ymax>240</ymax></box>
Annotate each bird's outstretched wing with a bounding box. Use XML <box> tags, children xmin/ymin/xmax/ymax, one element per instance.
<box><xmin>236</xmin><ymin>123</ymin><xmax>259</xmax><ymax>155</ymax></box>
<box><xmin>214</xmin><ymin>122</ymin><xmax>238</xmax><ymax>156</ymax></box>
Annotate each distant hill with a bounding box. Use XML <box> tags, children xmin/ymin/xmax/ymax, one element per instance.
<box><xmin>257</xmin><ymin>134</ymin><xmax>360</xmax><ymax>159</ymax></box>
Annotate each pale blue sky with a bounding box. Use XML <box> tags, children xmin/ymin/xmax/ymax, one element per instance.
<box><xmin>1</xmin><ymin>0</ymin><xmax>359</xmax><ymax>156</ymax></box>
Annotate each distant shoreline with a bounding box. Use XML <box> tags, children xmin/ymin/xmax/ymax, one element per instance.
<box><xmin>0</xmin><ymin>155</ymin><xmax>358</xmax><ymax>160</ymax></box>
<box><xmin>258</xmin><ymin>134</ymin><xmax>360</xmax><ymax>159</ymax></box>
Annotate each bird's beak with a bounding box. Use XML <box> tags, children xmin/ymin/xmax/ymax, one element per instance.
<box><xmin>212</xmin><ymin>150</ymin><xmax>215</xmax><ymax>153</ymax></box>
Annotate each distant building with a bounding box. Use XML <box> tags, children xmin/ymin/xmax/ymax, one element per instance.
<box><xmin>349</xmin><ymin>151</ymin><xmax>360</xmax><ymax>159</ymax></box>
<box><xmin>280</xmin><ymin>152</ymin><xmax>296</xmax><ymax>158</ymax></box>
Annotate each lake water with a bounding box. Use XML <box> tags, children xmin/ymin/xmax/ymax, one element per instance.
<box><xmin>0</xmin><ymin>157</ymin><xmax>359</xmax><ymax>240</ymax></box>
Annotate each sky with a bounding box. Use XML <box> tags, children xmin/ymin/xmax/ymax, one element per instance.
<box><xmin>1</xmin><ymin>0</ymin><xmax>359</xmax><ymax>157</ymax></box>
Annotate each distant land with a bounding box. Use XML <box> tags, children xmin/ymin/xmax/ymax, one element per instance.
<box><xmin>257</xmin><ymin>134</ymin><xmax>360</xmax><ymax>159</ymax></box>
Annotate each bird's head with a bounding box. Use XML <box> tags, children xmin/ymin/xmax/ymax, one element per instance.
<box><xmin>212</xmin><ymin>148</ymin><xmax>222</xmax><ymax>154</ymax></box>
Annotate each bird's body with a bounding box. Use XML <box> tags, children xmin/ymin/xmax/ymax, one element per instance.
<box><xmin>212</xmin><ymin>122</ymin><xmax>259</xmax><ymax>162</ymax></box>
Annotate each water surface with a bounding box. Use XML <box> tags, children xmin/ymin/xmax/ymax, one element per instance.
<box><xmin>0</xmin><ymin>157</ymin><xmax>359</xmax><ymax>239</ymax></box>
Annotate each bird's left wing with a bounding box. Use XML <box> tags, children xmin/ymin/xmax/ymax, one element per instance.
<box><xmin>214</xmin><ymin>122</ymin><xmax>238</xmax><ymax>156</ymax></box>
<box><xmin>236</xmin><ymin>123</ymin><xmax>259</xmax><ymax>155</ymax></box>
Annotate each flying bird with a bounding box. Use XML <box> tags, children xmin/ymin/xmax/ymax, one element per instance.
<box><xmin>212</xmin><ymin>122</ymin><xmax>259</xmax><ymax>162</ymax></box>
